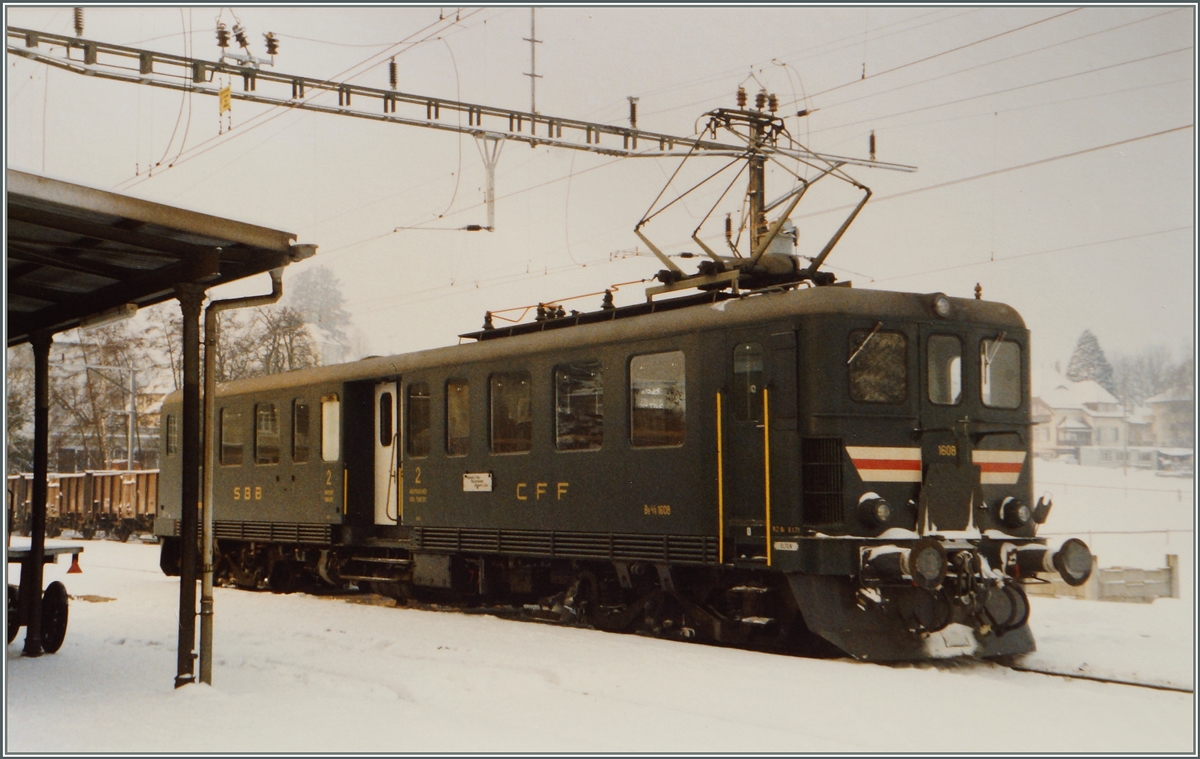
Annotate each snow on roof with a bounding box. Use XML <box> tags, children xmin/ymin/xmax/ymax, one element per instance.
<box><xmin>1037</xmin><ymin>378</ymin><xmax>1118</xmax><ymax>410</ymax></box>
<box><xmin>1057</xmin><ymin>418</ymin><xmax>1091</xmax><ymax>430</ymax></box>
<box><xmin>1146</xmin><ymin>387</ymin><xmax>1194</xmax><ymax>405</ymax></box>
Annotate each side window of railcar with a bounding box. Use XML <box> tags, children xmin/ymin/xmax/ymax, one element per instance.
<box><xmin>630</xmin><ymin>351</ymin><xmax>686</xmax><ymax>447</ymax></box>
<box><xmin>445</xmin><ymin>379</ymin><xmax>469</xmax><ymax>456</ymax></box>
<box><xmin>555</xmin><ymin>361</ymin><xmax>603</xmax><ymax>451</ymax></box>
<box><xmin>732</xmin><ymin>343</ymin><xmax>764</xmax><ymax>422</ymax></box>
<box><xmin>254</xmin><ymin>403</ymin><xmax>280</xmax><ymax>465</ymax></box>
<box><xmin>847</xmin><ymin>327</ymin><xmax>907</xmax><ymax>404</ymax></box>
<box><xmin>321</xmin><ymin>394</ymin><xmax>341</xmax><ymax>462</ymax></box>
<box><xmin>165</xmin><ymin>414</ymin><xmax>178</xmax><ymax>456</ymax></box>
<box><xmin>407</xmin><ymin>383</ymin><xmax>430</xmax><ymax>457</ymax></box>
<box><xmin>927</xmin><ymin>335</ymin><xmax>962</xmax><ymax>406</ymax></box>
<box><xmin>490</xmin><ymin>372</ymin><xmax>532</xmax><ymax>454</ymax></box>
<box><xmin>219</xmin><ymin>407</ymin><xmax>244</xmax><ymax>466</ymax></box>
<box><xmin>981</xmin><ymin>338</ymin><xmax>1021</xmax><ymax>409</ymax></box>
<box><xmin>292</xmin><ymin>400</ymin><xmax>310</xmax><ymax>463</ymax></box>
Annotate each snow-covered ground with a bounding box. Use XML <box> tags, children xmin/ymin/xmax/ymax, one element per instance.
<box><xmin>5</xmin><ymin>461</ymin><xmax>1195</xmax><ymax>753</ymax></box>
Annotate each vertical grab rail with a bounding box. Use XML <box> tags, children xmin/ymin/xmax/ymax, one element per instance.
<box><xmin>716</xmin><ymin>391</ymin><xmax>725</xmax><ymax>564</ymax></box>
<box><xmin>763</xmin><ymin>387</ymin><xmax>772</xmax><ymax>567</ymax></box>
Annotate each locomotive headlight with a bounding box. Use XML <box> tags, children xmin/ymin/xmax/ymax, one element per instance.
<box><xmin>906</xmin><ymin>537</ymin><xmax>948</xmax><ymax>590</ymax></box>
<box><xmin>931</xmin><ymin>293</ymin><xmax>952</xmax><ymax>319</ymax></box>
<box><xmin>858</xmin><ymin>493</ymin><xmax>892</xmax><ymax>527</ymax></box>
<box><xmin>998</xmin><ymin>496</ymin><xmax>1031</xmax><ymax>528</ymax></box>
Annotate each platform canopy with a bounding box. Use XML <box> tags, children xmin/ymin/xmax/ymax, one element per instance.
<box><xmin>6</xmin><ymin>169</ymin><xmax>304</xmax><ymax>347</ymax></box>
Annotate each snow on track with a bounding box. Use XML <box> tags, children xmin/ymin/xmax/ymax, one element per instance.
<box><xmin>5</xmin><ymin>539</ymin><xmax>1195</xmax><ymax>753</ymax></box>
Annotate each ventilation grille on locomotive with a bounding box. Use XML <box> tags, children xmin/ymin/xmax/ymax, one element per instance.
<box><xmin>411</xmin><ymin>527</ymin><xmax>716</xmax><ymax>565</ymax></box>
<box><xmin>802</xmin><ymin>437</ymin><xmax>844</xmax><ymax>525</ymax></box>
<box><xmin>213</xmin><ymin>520</ymin><xmax>332</xmax><ymax>545</ymax></box>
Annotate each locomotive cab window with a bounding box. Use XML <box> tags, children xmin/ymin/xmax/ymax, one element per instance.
<box><xmin>981</xmin><ymin>337</ymin><xmax>1021</xmax><ymax>409</ymax></box>
<box><xmin>219</xmin><ymin>407</ymin><xmax>244</xmax><ymax>466</ymax></box>
<box><xmin>292</xmin><ymin>400</ymin><xmax>310</xmax><ymax>463</ymax></box>
<box><xmin>555</xmin><ymin>361</ymin><xmax>603</xmax><ymax>451</ymax></box>
<box><xmin>445</xmin><ymin>379</ymin><xmax>469</xmax><ymax>456</ymax></box>
<box><xmin>407</xmin><ymin>383</ymin><xmax>430</xmax><ymax>457</ymax></box>
<box><xmin>848</xmin><ymin>327</ymin><xmax>907</xmax><ymax>404</ymax></box>
<box><xmin>490</xmin><ymin>372</ymin><xmax>532</xmax><ymax>454</ymax></box>
<box><xmin>732</xmin><ymin>343</ymin><xmax>764</xmax><ymax>422</ymax></box>
<box><xmin>630</xmin><ymin>351</ymin><xmax>686</xmax><ymax>447</ymax></box>
<box><xmin>254</xmin><ymin>403</ymin><xmax>280</xmax><ymax>465</ymax></box>
<box><xmin>321</xmin><ymin>394</ymin><xmax>341</xmax><ymax>462</ymax></box>
<box><xmin>927</xmin><ymin>335</ymin><xmax>962</xmax><ymax>406</ymax></box>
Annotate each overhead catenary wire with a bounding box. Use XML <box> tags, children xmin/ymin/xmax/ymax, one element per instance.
<box><xmin>805</xmin><ymin>45</ymin><xmax>1193</xmax><ymax>138</ymax></box>
<box><xmin>811</xmin><ymin>8</ymin><xmax>1185</xmax><ymax>116</ymax></box>
<box><xmin>114</xmin><ymin>8</ymin><xmax>487</xmax><ymax>191</ymax></box>
<box><xmin>798</xmin><ymin>6</ymin><xmax>1084</xmax><ymax>104</ymax></box>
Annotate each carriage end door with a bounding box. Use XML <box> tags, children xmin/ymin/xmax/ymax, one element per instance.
<box><xmin>374</xmin><ymin>381</ymin><xmax>400</xmax><ymax>525</ymax></box>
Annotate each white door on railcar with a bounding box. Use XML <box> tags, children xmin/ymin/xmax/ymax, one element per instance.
<box><xmin>374</xmin><ymin>382</ymin><xmax>400</xmax><ymax>525</ymax></box>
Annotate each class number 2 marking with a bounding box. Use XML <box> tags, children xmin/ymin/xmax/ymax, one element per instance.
<box><xmin>232</xmin><ymin>485</ymin><xmax>263</xmax><ymax>500</ymax></box>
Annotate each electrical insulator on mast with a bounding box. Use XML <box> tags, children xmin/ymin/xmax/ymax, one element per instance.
<box><xmin>233</xmin><ymin>23</ymin><xmax>249</xmax><ymax>50</ymax></box>
<box><xmin>73</xmin><ymin>7</ymin><xmax>83</xmax><ymax>37</ymax></box>
<box><xmin>869</xmin><ymin>130</ymin><xmax>876</xmax><ymax>161</ymax></box>
<box><xmin>725</xmin><ymin>214</ymin><xmax>733</xmax><ymax>244</ymax></box>
<box><xmin>736</xmin><ymin>86</ymin><xmax>747</xmax><ymax>108</ymax></box>
<box><xmin>388</xmin><ymin>57</ymin><xmax>397</xmax><ymax>90</ymax></box>
<box><xmin>264</xmin><ymin>32</ymin><xmax>279</xmax><ymax>56</ymax></box>
<box><xmin>216</xmin><ymin>22</ymin><xmax>230</xmax><ymax>49</ymax></box>
<box><xmin>768</xmin><ymin>94</ymin><xmax>778</xmax><ymax>114</ymax></box>
<box><xmin>755</xmin><ymin>89</ymin><xmax>767</xmax><ymax>111</ymax></box>
<box><xmin>628</xmin><ymin>96</ymin><xmax>639</xmax><ymax>129</ymax></box>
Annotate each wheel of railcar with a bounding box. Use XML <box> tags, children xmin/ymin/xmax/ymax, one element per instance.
<box><xmin>267</xmin><ymin>561</ymin><xmax>298</xmax><ymax>594</ymax></box>
<box><xmin>7</xmin><ymin>585</ymin><xmax>20</xmax><ymax>644</ymax></box>
<box><xmin>40</xmin><ymin>581</ymin><xmax>69</xmax><ymax>653</ymax></box>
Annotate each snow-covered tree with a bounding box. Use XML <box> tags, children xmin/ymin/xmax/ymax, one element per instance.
<box><xmin>1065</xmin><ymin>330</ymin><xmax>1116</xmax><ymax>396</ymax></box>
<box><xmin>286</xmin><ymin>267</ymin><xmax>352</xmax><ymax>345</ymax></box>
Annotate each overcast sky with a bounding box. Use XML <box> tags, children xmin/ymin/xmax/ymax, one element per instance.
<box><xmin>5</xmin><ymin>5</ymin><xmax>1195</xmax><ymax>378</ymax></box>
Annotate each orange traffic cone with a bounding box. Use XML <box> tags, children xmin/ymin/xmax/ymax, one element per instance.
<box><xmin>67</xmin><ymin>553</ymin><xmax>82</xmax><ymax>574</ymax></box>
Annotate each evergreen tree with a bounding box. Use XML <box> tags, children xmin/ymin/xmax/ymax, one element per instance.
<box><xmin>1065</xmin><ymin>330</ymin><xmax>1116</xmax><ymax>396</ymax></box>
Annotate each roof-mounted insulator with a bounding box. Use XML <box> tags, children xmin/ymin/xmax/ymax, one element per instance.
<box><xmin>536</xmin><ymin>304</ymin><xmax>547</xmax><ymax>322</ymax></box>
<box><xmin>725</xmin><ymin>213</ymin><xmax>733</xmax><ymax>244</ymax></box>
<box><xmin>736</xmin><ymin>86</ymin><xmax>747</xmax><ymax>108</ymax></box>
<box><xmin>768</xmin><ymin>94</ymin><xmax>778</xmax><ymax>114</ymax></box>
<box><xmin>233</xmin><ymin>24</ymin><xmax>249</xmax><ymax>49</ymax></box>
<box><xmin>216</xmin><ymin>23</ymin><xmax>230</xmax><ymax>49</ymax></box>
<box><xmin>483</xmin><ymin>311</ymin><xmax>495</xmax><ymax>330</ymax></box>
<box><xmin>73</xmin><ymin>7</ymin><xmax>83</xmax><ymax>38</ymax></box>
<box><xmin>628</xmin><ymin>96</ymin><xmax>639</xmax><ymax>129</ymax></box>
<box><xmin>388</xmin><ymin>57</ymin><xmax>397</xmax><ymax>90</ymax></box>
<box><xmin>975</xmin><ymin>283</ymin><xmax>982</xmax><ymax>300</ymax></box>
<box><xmin>264</xmin><ymin>32</ymin><xmax>279</xmax><ymax>56</ymax></box>
<box><xmin>602</xmin><ymin>290</ymin><xmax>615</xmax><ymax>310</ymax></box>
<box><xmin>755</xmin><ymin>89</ymin><xmax>767</xmax><ymax>111</ymax></box>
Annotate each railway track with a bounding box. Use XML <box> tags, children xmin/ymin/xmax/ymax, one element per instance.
<box><xmin>324</xmin><ymin>588</ymin><xmax>1194</xmax><ymax>693</ymax></box>
<box><xmin>1003</xmin><ymin>663</ymin><xmax>1193</xmax><ymax>694</ymax></box>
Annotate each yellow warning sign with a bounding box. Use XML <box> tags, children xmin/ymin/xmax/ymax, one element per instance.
<box><xmin>219</xmin><ymin>85</ymin><xmax>231</xmax><ymax>114</ymax></box>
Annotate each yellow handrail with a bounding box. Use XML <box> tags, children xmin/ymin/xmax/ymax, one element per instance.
<box><xmin>763</xmin><ymin>387</ymin><xmax>772</xmax><ymax>567</ymax></box>
<box><xmin>716</xmin><ymin>391</ymin><xmax>725</xmax><ymax>564</ymax></box>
